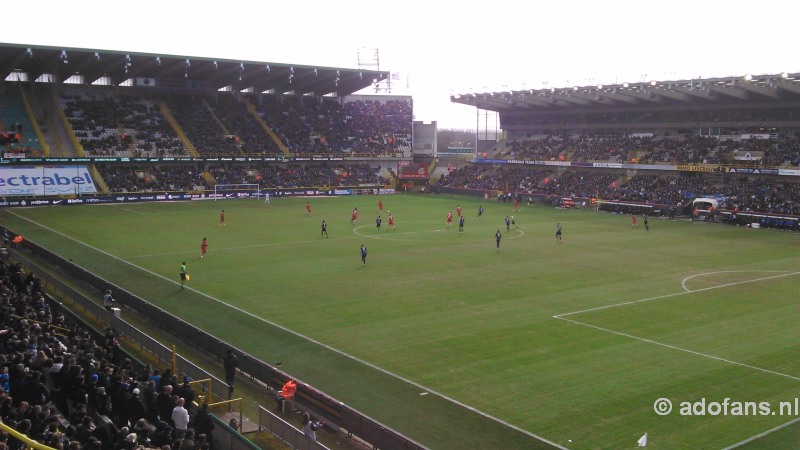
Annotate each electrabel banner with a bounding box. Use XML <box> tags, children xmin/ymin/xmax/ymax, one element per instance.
<box><xmin>0</xmin><ymin>165</ymin><xmax>97</xmax><ymax>196</ymax></box>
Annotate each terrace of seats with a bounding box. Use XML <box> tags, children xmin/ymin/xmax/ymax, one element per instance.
<box><xmin>440</xmin><ymin>164</ymin><xmax>800</xmax><ymax>215</ymax></box>
<box><xmin>0</xmin><ymin>89</ymin><xmax>43</xmax><ymax>155</ymax></box>
<box><xmin>98</xmin><ymin>163</ymin><xmax>387</xmax><ymax>193</ymax></box>
<box><xmin>498</xmin><ymin>134</ymin><xmax>800</xmax><ymax>166</ymax></box>
<box><xmin>60</xmin><ymin>86</ymin><xmax>184</xmax><ymax>158</ymax></box>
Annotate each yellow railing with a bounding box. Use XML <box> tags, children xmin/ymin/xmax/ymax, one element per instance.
<box><xmin>159</xmin><ymin>101</ymin><xmax>200</xmax><ymax>157</ymax></box>
<box><xmin>53</xmin><ymin>91</ymin><xmax>85</xmax><ymax>157</ymax></box>
<box><xmin>17</xmin><ymin>84</ymin><xmax>50</xmax><ymax>156</ymax></box>
<box><xmin>241</xmin><ymin>97</ymin><xmax>291</xmax><ymax>156</ymax></box>
<box><xmin>202</xmin><ymin>98</ymin><xmax>230</xmax><ymax>135</ymax></box>
<box><xmin>0</xmin><ymin>421</ymin><xmax>58</xmax><ymax>450</ymax></box>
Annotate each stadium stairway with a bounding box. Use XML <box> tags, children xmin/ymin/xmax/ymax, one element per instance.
<box><xmin>54</xmin><ymin>90</ymin><xmax>88</xmax><ymax>157</ymax></box>
<box><xmin>159</xmin><ymin>101</ymin><xmax>201</xmax><ymax>157</ymax></box>
<box><xmin>201</xmin><ymin>97</ymin><xmax>231</xmax><ymax>135</ymax></box>
<box><xmin>16</xmin><ymin>84</ymin><xmax>48</xmax><ymax>155</ymax></box>
<box><xmin>241</xmin><ymin>97</ymin><xmax>292</xmax><ymax>156</ymax></box>
<box><xmin>202</xmin><ymin>171</ymin><xmax>217</xmax><ymax>185</ymax></box>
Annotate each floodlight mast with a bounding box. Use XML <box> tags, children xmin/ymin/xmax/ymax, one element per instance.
<box><xmin>357</xmin><ymin>47</ymin><xmax>391</xmax><ymax>93</ymax></box>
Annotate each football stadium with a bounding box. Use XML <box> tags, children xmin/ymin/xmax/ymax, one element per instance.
<box><xmin>0</xmin><ymin>43</ymin><xmax>798</xmax><ymax>450</ymax></box>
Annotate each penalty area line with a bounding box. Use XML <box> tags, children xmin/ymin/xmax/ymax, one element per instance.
<box><xmin>553</xmin><ymin>315</ymin><xmax>800</xmax><ymax>382</ymax></box>
<box><xmin>555</xmin><ymin>271</ymin><xmax>800</xmax><ymax>318</ymax></box>
<box><xmin>720</xmin><ymin>416</ymin><xmax>800</xmax><ymax>450</ymax></box>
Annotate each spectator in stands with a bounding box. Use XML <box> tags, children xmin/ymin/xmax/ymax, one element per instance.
<box><xmin>193</xmin><ymin>403</ymin><xmax>215</xmax><ymax>446</ymax></box>
<box><xmin>171</xmin><ymin>397</ymin><xmax>190</xmax><ymax>439</ymax></box>
<box><xmin>176</xmin><ymin>377</ymin><xmax>195</xmax><ymax>413</ymax></box>
<box><xmin>156</xmin><ymin>384</ymin><xmax>174</xmax><ymax>425</ymax></box>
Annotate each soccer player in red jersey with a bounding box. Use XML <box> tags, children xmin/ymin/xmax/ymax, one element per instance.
<box><xmin>377</xmin><ymin>200</ymin><xmax>383</xmax><ymax>212</ymax></box>
<box><xmin>446</xmin><ymin>211</ymin><xmax>453</xmax><ymax>229</ymax></box>
<box><xmin>200</xmin><ymin>237</ymin><xmax>208</xmax><ymax>258</ymax></box>
<box><xmin>306</xmin><ymin>201</ymin><xmax>312</xmax><ymax>216</ymax></box>
<box><xmin>219</xmin><ymin>210</ymin><xmax>225</xmax><ymax>226</ymax></box>
<box><xmin>351</xmin><ymin>207</ymin><xmax>358</xmax><ymax>225</ymax></box>
<box><xmin>456</xmin><ymin>205</ymin><xmax>462</xmax><ymax>217</ymax></box>
<box><xmin>388</xmin><ymin>212</ymin><xmax>395</xmax><ymax>230</ymax></box>
<box><xmin>631</xmin><ymin>214</ymin><xmax>638</xmax><ymax>228</ymax></box>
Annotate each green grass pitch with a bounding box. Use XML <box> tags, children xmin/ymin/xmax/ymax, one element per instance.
<box><xmin>1</xmin><ymin>194</ymin><xmax>798</xmax><ymax>450</ymax></box>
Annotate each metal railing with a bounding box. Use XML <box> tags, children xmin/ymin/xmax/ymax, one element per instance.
<box><xmin>12</xmin><ymin>234</ymin><xmax>428</xmax><ymax>450</ymax></box>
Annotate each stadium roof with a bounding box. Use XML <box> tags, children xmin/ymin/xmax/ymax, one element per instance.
<box><xmin>0</xmin><ymin>43</ymin><xmax>388</xmax><ymax>97</ymax></box>
<box><xmin>450</xmin><ymin>72</ymin><xmax>800</xmax><ymax>112</ymax></box>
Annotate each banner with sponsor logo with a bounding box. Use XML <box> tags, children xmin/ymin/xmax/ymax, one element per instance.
<box><xmin>0</xmin><ymin>165</ymin><xmax>96</xmax><ymax>196</ymax></box>
<box><xmin>778</xmin><ymin>169</ymin><xmax>800</xmax><ymax>177</ymax></box>
<box><xmin>397</xmin><ymin>161</ymin><xmax>429</xmax><ymax>179</ymax></box>
<box><xmin>728</xmin><ymin>168</ymin><xmax>779</xmax><ymax>175</ymax></box>
<box><xmin>676</xmin><ymin>164</ymin><xmax>720</xmax><ymax>173</ymax></box>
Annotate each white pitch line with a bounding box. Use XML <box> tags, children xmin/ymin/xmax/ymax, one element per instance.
<box><xmin>554</xmin><ymin>315</ymin><xmax>800</xmax><ymax>382</ymax></box>
<box><xmin>9</xmin><ymin>210</ymin><xmax>567</xmax><ymax>450</ymax></box>
<box><xmin>680</xmin><ymin>270</ymin><xmax>790</xmax><ymax>292</ymax></box>
<box><xmin>555</xmin><ymin>271</ymin><xmax>800</xmax><ymax>318</ymax></box>
<box><xmin>720</xmin><ymin>416</ymin><xmax>800</xmax><ymax>449</ymax></box>
<box><xmin>553</xmin><ymin>269</ymin><xmax>800</xmax><ymax>447</ymax></box>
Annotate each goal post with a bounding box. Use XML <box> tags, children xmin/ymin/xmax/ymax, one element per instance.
<box><xmin>212</xmin><ymin>183</ymin><xmax>261</xmax><ymax>200</ymax></box>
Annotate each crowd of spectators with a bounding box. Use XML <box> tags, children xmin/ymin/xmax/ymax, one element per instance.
<box><xmin>719</xmin><ymin>178</ymin><xmax>800</xmax><ymax>215</ymax></box>
<box><xmin>150</xmin><ymin>93</ymin><xmax>411</xmax><ymax>157</ymax></box>
<box><xmin>207</xmin><ymin>163</ymin><xmax>386</xmax><ymax>188</ymax></box>
<box><xmin>97</xmin><ymin>165</ymin><xmax>204</xmax><ymax>193</ymax></box>
<box><xmin>0</xmin><ymin>257</ymin><xmax>212</xmax><ymax>449</ymax></box>
<box><xmin>255</xmin><ymin>97</ymin><xmax>412</xmax><ymax>156</ymax></box>
<box><xmin>61</xmin><ymin>88</ymin><xmax>184</xmax><ymax>157</ymax></box>
<box><xmin>439</xmin><ymin>165</ymin><xmax>800</xmax><ymax>215</ymax></box>
<box><xmin>99</xmin><ymin>163</ymin><xmax>386</xmax><ymax>192</ymax></box>
<box><xmin>500</xmin><ymin>134</ymin><xmax>800</xmax><ymax>166</ymax></box>
<box><xmin>502</xmin><ymin>107</ymin><xmax>800</xmax><ymax>128</ymax></box>
<box><xmin>57</xmin><ymin>88</ymin><xmax>413</xmax><ymax>158</ymax></box>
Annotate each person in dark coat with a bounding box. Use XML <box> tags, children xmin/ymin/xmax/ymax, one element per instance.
<box><xmin>126</xmin><ymin>388</ymin><xmax>146</xmax><ymax>425</ymax></box>
<box><xmin>223</xmin><ymin>349</ymin><xmax>238</xmax><ymax>396</ymax></box>
<box><xmin>155</xmin><ymin>385</ymin><xmax>174</xmax><ymax>425</ymax></box>
<box><xmin>193</xmin><ymin>403</ymin><xmax>215</xmax><ymax>444</ymax></box>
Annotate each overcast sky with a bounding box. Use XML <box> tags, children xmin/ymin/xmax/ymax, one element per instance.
<box><xmin>3</xmin><ymin>1</ymin><xmax>797</xmax><ymax>129</ymax></box>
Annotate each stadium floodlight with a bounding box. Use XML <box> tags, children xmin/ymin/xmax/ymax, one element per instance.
<box><xmin>597</xmin><ymin>84</ymin><xmax>603</xmax><ymax>89</ymax></box>
<box><xmin>781</xmin><ymin>72</ymin><xmax>789</xmax><ymax>78</ymax></box>
<box><xmin>623</xmin><ymin>82</ymin><xmax>629</xmax><ymax>88</ymax></box>
<box><xmin>744</xmin><ymin>74</ymin><xmax>753</xmax><ymax>81</ymax></box>
<box><xmin>650</xmin><ymin>80</ymin><xmax>657</xmax><ymax>86</ymax></box>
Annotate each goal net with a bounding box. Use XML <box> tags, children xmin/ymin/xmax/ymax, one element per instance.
<box><xmin>212</xmin><ymin>183</ymin><xmax>261</xmax><ymax>200</ymax></box>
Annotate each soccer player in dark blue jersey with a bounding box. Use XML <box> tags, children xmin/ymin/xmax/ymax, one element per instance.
<box><xmin>360</xmin><ymin>244</ymin><xmax>368</xmax><ymax>265</ymax></box>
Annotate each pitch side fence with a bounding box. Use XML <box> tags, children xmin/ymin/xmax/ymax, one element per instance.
<box><xmin>10</xmin><ymin>234</ymin><xmax>427</xmax><ymax>450</ymax></box>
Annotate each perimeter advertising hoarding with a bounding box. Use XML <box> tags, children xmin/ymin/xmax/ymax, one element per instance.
<box><xmin>0</xmin><ymin>165</ymin><xmax>97</xmax><ymax>196</ymax></box>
